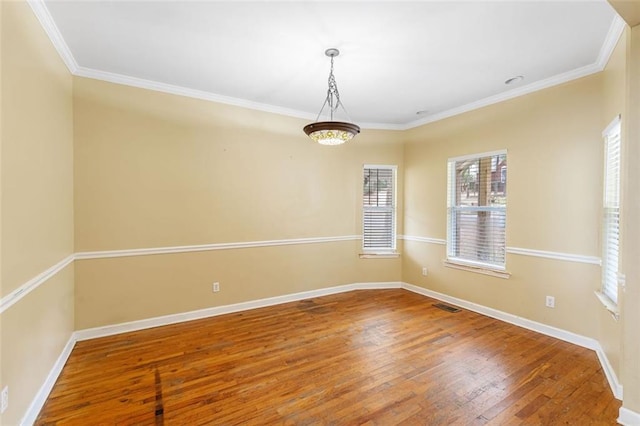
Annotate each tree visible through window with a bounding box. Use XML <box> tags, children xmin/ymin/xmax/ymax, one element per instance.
<box><xmin>447</xmin><ymin>151</ymin><xmax>507</xmax><ymax>269</ymax></box>
<box><xmin>363</xmin><ymin>165</ymin><xmax>396</xmax><ymax>252</ymax></box>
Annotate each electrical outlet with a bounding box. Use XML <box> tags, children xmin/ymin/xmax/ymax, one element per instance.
<box><xmin>1</xmin><ymin>386</ymin><xmax>8</xmax><ymax>414</ymax></box>
<box><xmin>545</xmin><ymin>296</ymin><xmax>555</xmax><ymax>308</ymax></box>
<box><xmin>213</xmin><ymin>282</ymin><xmax>220</xmax><ymax>293</ymax></box>
<box><xmin>422</xmin><ymin>267</ymin><xmax>428</xmax><ymax>276</ymax></box>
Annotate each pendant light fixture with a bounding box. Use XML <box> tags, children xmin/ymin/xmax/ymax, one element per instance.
<box><xmin>303</xmin><ymin>48</ymin><xmax>360</xmax><ymax>145</ymax></box>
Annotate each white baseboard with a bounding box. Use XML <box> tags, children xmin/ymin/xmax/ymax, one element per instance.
<box><xmin>21</xmin><ymin>335</ymin><xmax>76</xmax><ymax>426</ymax></box>
<box><xmin>618</xmin><ymin>407</ymin><xmax>640</xmax><ymax>425</ymax></box>
<box><xmin>75</xmin><ymin>282</ymin><xmax>402</xmax><ymax>341</ymax></box>
<box><xmin>594</xmin><ymin>343</ymin><xmax>624</xmax><ymax>400</ymax></box>
<box><xmin>25</xmin><ymin>281</ymin><xmax>625</xmax><ymax>426</ymax></box>
<box><xmin>400</xmin><ymin>282</ymin><xmax>623</xmax><ymax>400</ymax></box>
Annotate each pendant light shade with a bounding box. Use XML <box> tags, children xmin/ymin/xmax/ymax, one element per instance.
<box><xmin>304</xmin><ymin>48</ymin><xmax>360</xmax><ymax>145</ymax></box>
<box><xmin>303</xmin><ymin>121</ymin><xmax>361</xmax><ymax>146</ymax></box>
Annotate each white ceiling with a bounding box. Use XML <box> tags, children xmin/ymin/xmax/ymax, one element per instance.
<box><xmin>39</xmin><ymin>1</ymin><xmax>621</xmax><ymax>129</ymax></box>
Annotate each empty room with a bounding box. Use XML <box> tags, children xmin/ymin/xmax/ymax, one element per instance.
<box><xmin>1</xmin><ymin>0</ymin><xmax>640</xmax><ymax>424</ymax></box>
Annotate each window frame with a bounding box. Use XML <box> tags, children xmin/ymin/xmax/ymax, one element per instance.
<box><xmin>599</xmin><ymin>115</ymin><xmax>622</xmax><ymax>312</ymax></box>
<box><xmin>362</xmin><ymin>164</ymin><xmax>397</xmax><ymax>254</ymax></box>
<box><xmin>446</xmin><ymin>150</ymin><xmax>508</xmax><ymax>273</ymax></box>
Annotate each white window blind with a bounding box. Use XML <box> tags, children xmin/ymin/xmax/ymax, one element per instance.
<box><xmin>363</xmin><ymin>166</ymin><xmax>396</xmax><ymax>252</ymax></box>
<box><xmin>602</xmin><ymin>117</ymin><xmax>622</xmax><ymax>305</ymax></box>
<box><xmin>447</xmin><ymin>151</ymin><xmax>507</xmax><ymax>269</ymax></box>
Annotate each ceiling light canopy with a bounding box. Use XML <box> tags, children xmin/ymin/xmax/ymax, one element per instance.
<box><xmin>304</xmin><ymin>48</ymin><xmax>360</xmax><ymax>146</ymax></box>
<box><xmin>505</xmin><ymin>75</ymin><xmax>524</xmax><ymax>85</ymax></box>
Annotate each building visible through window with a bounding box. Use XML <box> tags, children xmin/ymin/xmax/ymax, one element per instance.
<box><xmin>447</xmin><ymin>151</ymin><xmax>507</xmax><ymax>269</ymax></box>
<box><xmin>363</xmin><ymin>165</ymin><xmax>396</xmax><ymax>252</ymax></box>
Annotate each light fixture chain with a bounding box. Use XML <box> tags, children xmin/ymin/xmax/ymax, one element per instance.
<box><xmin>327</xmin><ymin>55</ymin><xmax>342</xmax><ymax>121</ymax></box>
<box><xmin>303</xmin><ymin>47</ymin><xmax>360</xmax><ymax>145</ymax></box>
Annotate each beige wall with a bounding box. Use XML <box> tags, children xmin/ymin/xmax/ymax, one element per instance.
<box><xmin>621</xmin><ymin>22</ymin><xmax>640</xmax><ymax>419</ymax></box>
<box><xmin>0</xmin><ymin>2</ymin><xmax>75</xmax><ymax>424</ymax></box>
<box><xmin>597</xmin><ymin>28</ymin><xmax>628</xmax><ymax>390</ymax></box>
<box><xmin>73</xmin><ymin>77</ymin><xmax>404</xmax><ymax>329</ymax></box>
<box><xmin>402</xmin><ymin>74</ymin><xmax>605</xmax><ymax>337</ymax></box>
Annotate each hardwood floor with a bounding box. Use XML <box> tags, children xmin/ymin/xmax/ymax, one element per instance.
<box><xmin>36</xmin><ymin>289</ymin><xmax>621</xmax><ymax>425</ymax></box>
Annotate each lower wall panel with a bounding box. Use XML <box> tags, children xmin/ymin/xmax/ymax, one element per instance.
<box><xmin>74</xmin><ymin>240</ymin><xmax>402</xmax><ymax>329</ymax></box>
<box><xmin>0</xmin><ymin>265</ymin><xmax>74</xmax><ymax>426</ymax></box>
<box><xmin>402</xmin><ymin>240</ymin><xmax>602</xmax><ymax>341</ymax></box>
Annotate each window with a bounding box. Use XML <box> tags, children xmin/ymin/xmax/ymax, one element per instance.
<box><xmin>601</xmin><ymin>116</ymin><xmax>622</xmax><ymax>306</ymax></box>
<box><xmin>447</xmin><ymin>151</ymin><xmax>507</xmax><ymax>270</ymax></box>
<box><xmin>363</xmin><ymin>165</ymin><xmax>396</xmax><ymax>252</ymax></box>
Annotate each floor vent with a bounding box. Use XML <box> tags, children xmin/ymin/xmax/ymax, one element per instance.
<box><xmin>433</xmin><ymin>303</ymin><xmax>461</xmax><ymax>313</ymax></box>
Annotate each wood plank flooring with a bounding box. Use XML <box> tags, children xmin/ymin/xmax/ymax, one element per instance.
<box><xmin>36</xmin><ymin>289</ymin><xmax>621</xmax><ymax>425</ymax></box>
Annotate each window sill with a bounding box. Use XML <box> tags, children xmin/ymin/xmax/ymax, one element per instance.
<box><xmin>359</xmin><ymin>252</ymin><xmax>400</xmax><ymax>259</ymax></box>
<box><xmin>443</xmin><ymin>259</ymin><xmax>511</xmax><ymax>279</ymax></box>
<box><xmin>594</xmin><ymin>291</ymin><xmax>619</xmax><ymax>320</ymax></box>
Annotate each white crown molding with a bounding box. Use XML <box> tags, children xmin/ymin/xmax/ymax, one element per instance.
<box><xmin>596</xmin><ymin>15</ymin><xmax>627</xmax><ymax>70</ymax></box>
<box><xmin>20</xmin><ymin>335</ymin><xmax>76</xmax><ymax>426</ymax></box>
<box><xmin>74</xmin><ymin>66</ymin><xmax>320</xmax><ymax>123</ymax></box>
<box><xmin>26</xmin><ymin>0</ymin><xmax>78</xmax><ymax>73</ymax></box>
<box><xmin>618</xmin><ymin>407</ymin><xmax>640</xmax><ymax>426</ymax></box>
<box><xmin>0</xmin><ymin>254</ymin><xmax>74</xmax><ymax>314</ymax></box>
<box><xmin>75</xmin><ymin>235</ymin><xmax>361</xmax><ymax>260</ymax></box>
<box><xmin>74</xmin><ymin>281</ymin><xmax>402</xmax><ymax>341</ymax></box>
<box><xmin>400</xmin><ymin>282</ymin><xmax>622</xmax><ymax>400</ymax></box>
<box><xmin>27</xmin><ymin>3</ymin><xmax>625</xmax><ymax>131</ymax></box>
<box><xmin>402</xmin><ymin>62</ymin><xmax>603</xmax><ymax>130</ymax></box>
<box><xmin>402</xmin><ymin>15</ymin><xmax>626</xmax><ymax>131</ymax></box>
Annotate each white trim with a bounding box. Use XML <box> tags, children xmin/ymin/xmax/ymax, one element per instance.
<box><xmin>1</xmin><ymin>237</ymin><xmax>363</xmax><ymax>313</ymax></box>
<box><xmin>443</xmin><ymin>259</ymin><xmax>511</xmax><ymax>279</ymax></box>
<box><xmin>618</xmin><ymin>407</ymin><xmax>640</xmax><ymax>426</ymax></box>
<box><xmin>506</xmin><ymin>246</ymin><xmax>601</xmax><ymax>265</ymax></box>
<box><xmin>24</xmin><ymin>283</ymin><xmax>624</xmax><ymax>426</ymax></box>
<box><xmin>359</xmin><ymin>253</ymin><xmax>400</xmax><ymax>259</ymax></box>
<box><xmin>75</xmin><ymin>235</ymin><xmax>361</xmax><ymax>260</ymax></box>
<box><xmin>403</xmin><ymin>62</ymin><xmax>602</xmax><ymax>130</ymax></box>
<box><xmin>70</xmin><ymin>60</ymin><xmax>606</xmax><ymax>132</ymax></box>
<box><xmin>400</xmin><ymin>235</ymin><xmax>446</xmax><ymax>245</ymax></box>
<box><xmin>362</xmin><ymin>164</ymin><xmax>398</xmax><ymax>170</ymax></box>
<box><xmin>401</xmin><ymin>235</ymin><xmax>601</xmax><ymax>265</ymax></box>
<box><xmin>402</xmin><ymin>282</ymin><xmax>596</xmax><ymax>348</ymax></box>
<box><xmin>594</xmin><ymin>290</ymin><xmax>620</xmax><ymax>319</ymax></box>
<box><xmin>27</xmin><ymin>2</ymin><xmax>624</xmax><ymax>132</ymax></box>
<box><xmin>400</xmin><ymin>282</ymin><xmax>623</xmax><ymax>400</ymax></box>
<box><xmin>596</xmin><ymin>16</ymin><xmax>627</xmax><ymax>70</ymax></box>
<box><xmin>0</xmin><ymin>255</ymin><xmax>74</xmax><ymax>314</ymax></box>
<box><xmin>74</xmin><ymin>66</ymin><xmax>320</xmax><ymax>123</ymax></box>
<box><xmin>20</xmin><ymin>335</ymin><xmax>76</xmax><ymax>426</ymax></box>
<box><xmin>603</xmin><ymin>114</ymin><xmax>622</xmax><ymax>138</ymax></box>
<box><xmin>595</xmin><ymin>343</ymin><xmax>624</xmax><ymax>400</ymax></box>
<box><xmin>403</xmin><ymin>14</ymin><xmax>625</xmax><ymax>132</ymax></box>
<box><xmin>74</xmin><ymin>282</ymin><xmax>402</xmax><ymax>341</ymax></box>
<box><xmin>26</xmin><ymin>0</ymin><xmax>78</xmax><ymax>73</ymax></box>
<box><xmin>448</xmin><ymin>149</ymin><xmax>507</xmax><ymax>164</ymax></box>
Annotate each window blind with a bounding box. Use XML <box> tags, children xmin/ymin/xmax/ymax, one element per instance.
<box><xmin>363</xmin><ymin>166</ymin><xmax>396</xmax><ymax>251</ymax></box>
<box><xmin>447</xmin><ymin>151</ymin><xmax>507</xmax><ymax>269</ymax></box>
<box><xmin>602</xmin><ymin>117</ymin><xmax>621</xmax><ymax>305</ymax></box>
